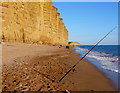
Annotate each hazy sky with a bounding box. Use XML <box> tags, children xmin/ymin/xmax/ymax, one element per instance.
<box><xmin>53</xmin><ymin>2</ymin><xmax>118</xmax><ymax>45</ymax></box>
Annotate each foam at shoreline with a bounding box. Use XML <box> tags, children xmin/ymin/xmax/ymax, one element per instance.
<box><xmin>73</xmin><ymin>45</ymin><xmax>119</xmax><ymax>90</ymax></box>
<box><xmin>74</xmin><ymin>46</ymin><xmax>119</xmax><ymax>73</ymax></box>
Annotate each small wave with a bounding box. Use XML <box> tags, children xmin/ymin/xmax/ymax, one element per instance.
<box><xmin>74</xmin><ymin>46</ymin><xmax>119</xmax><ymax>73</ymax></box>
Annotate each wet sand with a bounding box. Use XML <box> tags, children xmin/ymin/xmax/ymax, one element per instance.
<box><xmin>1</xmin><ymin>42</ymin><xmax>117</xmax><ymax>91</ymax></box>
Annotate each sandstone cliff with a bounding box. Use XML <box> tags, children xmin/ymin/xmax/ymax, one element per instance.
<box><xmin>0</xmin><ymin>1</ymin><xmax>68</xmax><ymax>45</ymax></box>
<box><xmin>69</xmin><ymin>42</ymin><xmax>80</xmax><ymax>45</ymax></box>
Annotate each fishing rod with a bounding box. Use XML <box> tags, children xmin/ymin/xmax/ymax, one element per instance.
<box><xmin>58</xmin><ymin>26</ymin><xmax>117</xmax><ymax>83</ymax></box>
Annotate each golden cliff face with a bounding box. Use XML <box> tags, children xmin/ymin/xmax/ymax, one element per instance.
<box><xmin>1</xmin><ymin>2</ymin><xmax>68</xmax><ymax>45</ymax></box>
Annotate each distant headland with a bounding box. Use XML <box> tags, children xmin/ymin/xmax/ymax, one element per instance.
<box><xmin>68</xmin><ymin>42</ymin><xmax>80</xmax><ymax>45</ymax></box>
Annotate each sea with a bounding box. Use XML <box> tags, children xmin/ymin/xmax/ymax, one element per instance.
<box><xmin>73</xmin><ymin>45</ymin><xmax>119</xmax><ymax>90</ymax></box>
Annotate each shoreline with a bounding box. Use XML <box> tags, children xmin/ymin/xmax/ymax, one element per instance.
<box><xmin>2</xmin><ymin>42</ymin><xmax>117</xmax><ymax>91</ymax></box>
<box><xmin>58</xmin><ymin>48</ymin><xmax>117</xmax><ymax>91</ymax></box>
<box><xmin>73</xmin><ymin>45</ymin><xmax>119</xmax><ymax>90</ymax></box>
<box><xmin>84</xmin><ymin>54</ymin><xmax>119</xmax><ymax>90</ymax></box>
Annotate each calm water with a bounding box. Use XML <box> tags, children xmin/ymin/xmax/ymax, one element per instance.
<box><xmin>73</xmin><ymin>45</ymin><xmax>119</xmax><ymax>89</ymax></box>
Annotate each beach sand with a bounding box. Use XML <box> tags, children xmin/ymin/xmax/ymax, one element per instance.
<box><xmin>1</xmin><ymin>42</ymin><xmax>117</xmax><ymax>91</ymax></box>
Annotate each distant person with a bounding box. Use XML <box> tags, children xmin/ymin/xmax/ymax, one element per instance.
<box><xmin>66</xmin><ymin>45</ymin><xmax>69</xmax><ymax>49</ymax></box>
<box><xmin>59</xmin><ymin>45</ymin><xmax>62</xmax><ymax>48</ymax></box>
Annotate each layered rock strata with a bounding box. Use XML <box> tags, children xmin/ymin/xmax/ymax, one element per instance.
<box><xmin>1</xmin><ymin>2</ymin><xmax>68</xmax><ymax>45</ymax></box>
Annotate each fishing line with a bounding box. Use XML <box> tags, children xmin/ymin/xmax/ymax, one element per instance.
<box><xmin>58</xmin><ymin>26</ymin><xmax>117</xmax><ymax>83</ymax></box>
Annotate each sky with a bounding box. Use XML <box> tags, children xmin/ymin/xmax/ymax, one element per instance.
<box><xmin>53</xmin><ymin>2</ymin><xmax>118</xmax><ymax>45</ymax></box>
<box><xmin>53</xmin><ymin>0</ymin><xmax>119</xmax><ymax>2</ymax></box>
